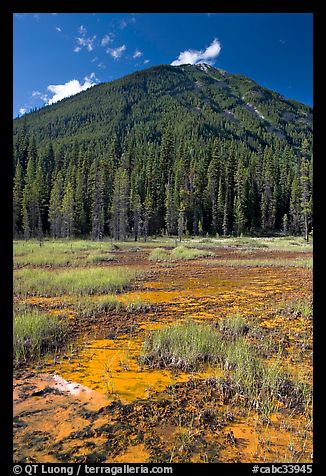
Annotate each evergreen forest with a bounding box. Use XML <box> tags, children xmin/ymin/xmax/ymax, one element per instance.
<box><xmin>13</xmin><ymin>64</ymin><xmax>313</xmax><ymax>241</ymax></box>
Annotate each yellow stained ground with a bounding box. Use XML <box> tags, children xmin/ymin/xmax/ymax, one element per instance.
<box><xmin>14</xmin><ymin>249</ymin><xmax>313</xmax><ymax>463</ymax></box>
<box><xmin>48</xmin><ymin>320</ymin><xmax>222</xmax><ymax>403</ymax></box>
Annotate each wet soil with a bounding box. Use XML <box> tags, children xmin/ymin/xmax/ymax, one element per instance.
<box><xmin>13</xmin><ymin>247</ymin><xmax>313</xmax><ymax>463</ymax></box>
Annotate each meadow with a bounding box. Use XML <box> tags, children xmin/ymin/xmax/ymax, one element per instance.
<box><xmin>13</xmin><ymin>236</ymin><xmax>313</xmax><ymax>463</ymax></box>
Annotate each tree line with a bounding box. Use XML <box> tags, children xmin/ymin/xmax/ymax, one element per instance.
<box><xmin>13</xmin><ymin>125</ymin><xmax>313</xmax><ymax>242</ymax></box>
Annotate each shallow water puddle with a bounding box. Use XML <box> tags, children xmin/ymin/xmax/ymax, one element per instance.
<box><xmin>50</xmin><ymin>321</ymin><xmax>221</xmax><ymax>403</ymax></box>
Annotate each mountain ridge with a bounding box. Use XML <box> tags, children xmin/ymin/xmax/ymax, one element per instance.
<box><xmin>13</xmin><ymin>64</ymin><xmax>312</xmax><ymax>154</ymax></box>
<box><xmin>13</xmin><ymin>63</ymin><xmax>313</xmax><ymax>240</ymax></box>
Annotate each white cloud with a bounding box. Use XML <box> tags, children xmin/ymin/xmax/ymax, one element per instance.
<box><xmin>55</xmin><ymin>26</ymin><xmax>62</xmax><ymax>32</ymax></box>
<box><xmin>171</xmin><ymin>38</ymin><xmax>221</xmax><ymax>66</ymax></box>
<box><xmin>119</xmin><ymin>16</ymin><xmax>136</xmax><ymax>29</ymax></box>
<box><xmin>75</xmin><ymin>35</ymin><xmax>96</xmax><ymax>52</ymax></box>
<box><xmin>91</xmin><ymin>56</ymin><xmax>98</xmax><ymax>63</ymax></box>
<box><xmin>143</xmin><ymin>59</ymin><xmax>150</xmax><ymax>64</ymax></box>
<box><xmin>106</xmin><ymin>45</ymin><xmax>126</xmax><ymax>60</ymax></box>
<box><xmin>84</xmin><ymin>72</ymin><xmax>98</xmax><ymax>82</ymax></box>
<box><xmin>97</xmin><ymin>62</ymin><xmax>106</xmax><ymax>69</ymax></box>
<box><xmin>46</xmin><ymin>74</ymin><xmax>99</xmax><ymax>105</ymax></box>
<box><xmin>78</xmin><ymin>25</ymin><xmax>87</xmax><ymax>36</ymax></box>
<box><xmin>32</xmin><ymin>90</ymin><xmax>49</xmax><ymax>102</ymax></box>
<box><xmin>133</xmin><ymin>49</ymin><xmax>143</xmax><ymax>59</ymax></box>
<box><xmin>101</xmin><ymin>34</ymin><xmax>113</xmax><ymax>47</ymax></box>
<box><xmin>120</xmin><ymin>19</ymin><xmax>128</xmax><ymax>29</ymax></box>
<box><xmin>19</xmin><ymin>107</ymin><xmax>27</xmax><ymax>115</ymax></box>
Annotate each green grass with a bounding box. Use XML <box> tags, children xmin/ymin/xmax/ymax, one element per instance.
<box><xmin>141</xmin><ymin>321</ymin><xmax>224</xmax><ymax>371</ymax></box>
<box><xmin>14</xmin><ymin>252</ymin><xmax>81</xmax><ymax>268</ymax></box>
<box><xmin>14</xmin><ymin>308</ymin><xmax>67</xmax><ymax>365</ymax></box>
<box><xmin>126</xmin><ymin>298</ymin><xmax>152</xmax><ymax>312</ymax></box>
<box><xmin>170</xmin><ymin>246</ymin><xmax>214</xmax><ymax>260</ymax></box>
<box><xmin>148</xmin><ymin>248</ymin><xmax>171</xmax><ymax>261</ymax></box>
<box><xmin>20</xmin><ymin>294</ymin><xmax>151</xmax><ymax>318</ymax></box>
<box><xmin>141</xmin><ymin>320</ymin><xmax>312</xmax><ymax>416</ymax></box>
<box><xmin>204</xmin><ymin>258</ymin><xmax>313</xmax><ymax>268</ymax></box>
<box><xmin>218</xmin><ymin>315</ymin><xmax>250</xmax><ymax>339</ymax></box>
<box><xmin>13</xmin><ymin>240</ymin><xmax>116</xmax><ymax>268</ymax></box>
<box><xmin>85</xmin><ymin>252</ymin><xmax>115</xmax><ymax>264</ymax></box>
<box><xmin>185</xmin><ymin>236</ymin><xmax>313</xmax><ymax>252</ymax></box>
<box><xmin>148</xmin><ymin>246</ymin><xmax>214</xmax><ymax>261</ymax></box>
<box><xmin>14</xmin><ymin>267</ymin><xmax>138</xmax><ymax>296</ymax></box>
<box><xmin>13</xmin><ymin>239</ymin><xmax>114</xmax><ymax>255</ymax></box>
<box><xmin>275</xmin><ymin>299</ymin><xmax>313</xmax><ymax>320</ymax></box>
<box><xmin>72</xmin><ymin>295</ymin><xmax>122</xmax><ymax>317</ymax></box>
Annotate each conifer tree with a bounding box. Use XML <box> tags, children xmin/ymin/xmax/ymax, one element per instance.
<box><xmin>13</xmin><ymin>160</ymin><xmax>24</xmax><ymax>237</ymax></box>
<box><xmin>22</xmin><ymin>148</ymin><xmax>39</xmax><ymax>239</ymax></box>
<box><xmin>234</xmin><ymin>195</ymin><xmax>246</xmax><ymax>236</ymax></box>
<box><xmin>91</xmin><ymin>159</ymin><xmax>106</xmax><ymax>240</ymax></box>
<box><xmin>216</xmin><ymin>176</ymin><xmax>224</xmax><ymax>235</ymax></box>
<box><xmin>110</xmin><ymin>168</ymin><xmax>129</xmax><ymax>240</ymax></box>
<box><xmin>49</xmin><ymin>172</ymin><xmax>64</xmax><ymax>238</ymax></box>
<box><xmin>142</xmin><ymin>190</ymin><xmax>153</xmax><ymax>242</ymax></box>
<box><xmin>207</xmin><ymin>158</ymin><xmax>218</xmax><ymax>234</ymax></box>
<box><xmin>165</xmin><ymin>178</ymin><xmax>177</xmax><ymax>235</ymax></box>
<box><xmin>130</xmin><ymin>179</ymin><xmax>142</xmax><ymax>241</ymax></box>
<box><xmin>61</xmin><ymin>181</ymin><xmax>75</xmax><ymax>238</ymax></box>
<box><xmin>74</xmin><ymin>162</ymin><xmax>88</xmax><ymax>236</ymax></box>
<box><xmin>177</xmin><ymin>202</ymin><xmax>186</xmax><ymax>242</ymax></box>
<box><xmin>300</xmin><ymin>158</ymin><xmax>312</xmax><ymax>242</ymax></box>
<box><xmin>289</xmin><ymin>171</ymin><xmax>301</xmax><ymax>235</ymax></box>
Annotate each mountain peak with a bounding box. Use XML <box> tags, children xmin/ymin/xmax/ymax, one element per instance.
<box><xmin>14</xmin><ymin>62</ymin><xmax>312</xmax><ymax>150</ymax></box>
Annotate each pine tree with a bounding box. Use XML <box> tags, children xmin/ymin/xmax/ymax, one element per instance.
<box><xmin>165</xmin><ymin>178</ymin><xmax>177</xmax><ymax>235</ymax></box>
<box><xmin>13</xmin><ymin>160</ymin><xmax>24</xmax><ymax>237</ymax></box>
<box><xmin>49</xmin><ymin>172</ymin><xmax>64</xmax><ymax>238</ymax></box>
<box><xmin>282</xmin><ymin>213</ymin><xmax>288</xmax><ymax>235</ymax></box>
<box><xmin>142</xmin><ymin>190</ymin><xmax>153</xmax><ymax>242</ymax></box>
<box><xmin>300</xmin><ymin>158</ymin><xmax>312</xmax><ymax>242</ymax></box>
<box><xmin>14</xmin><ymin>120</ymin><xmax>29</xmax><ymax>171</ymax></box>
<box><xmin>207</xmin><ymin>158</ymin><xmax>218</xmax><ymax>234</ymax></box>
<box><xmin>91</xmin><ymin>160</ymin><xmax>106</xmax><ymax>240</ymax></box>
<box><xmin>130</xmin><ymin>179</ymin><xmax>142</xmax><ymax>241</ymax></box>
<box><xmin>216</xmin><ymin>175</ymin><xmax>224</xmax><ymax>235</ymax></box>
<box><xmin>289</xmin><ymin>174</ymin><xmax>301</xmax><ymax>235</ymax></box>
<box><xmin>234</xmin><ymin>195</ymin><xmax>246</xmax><ymax>236</ymax></box>
<box><xmin>35</xmin><ymin>160</ymin><xmax>48</xmax><ymax>234</ymax></box>
<box><xmin>110</xmin><ymin>168</ymin><xmax>129</xmax><ymax>240</ymax></box>
<box><xmin>61</xmin><ymin>181</ymin><xmax>75</xmax><ymax>238</ymax></box>
<box><xmin>177</xmin><ymin>202</ymin><xmax>186</xmax><ymax>242</ymax></box>
<box><xmin>74</xmin><ymin>163</ymin><xmax>88</xmax><ymax>236</ymax></box>
<box><xmin>233</xmin><ymin>156</ymin><xmax>247</xmax><ymax>236</ymax></box>
<box><xmin>222</xmin><ymin>187</ymin><xmax>230</xmax><ymax>236</ymax></box>
<box><xmin>22</xmin><ymin>149</ymin><xmax>39</xmax><ymax>239</ymax></box>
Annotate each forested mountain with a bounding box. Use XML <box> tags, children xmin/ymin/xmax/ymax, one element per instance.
<box><xmin>13</xmin><ymin>64</ymin><xmax>313</xmax><ymax>240</ymax></box>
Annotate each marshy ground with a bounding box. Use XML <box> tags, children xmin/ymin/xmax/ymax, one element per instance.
<box><xmin>13</xmin><ymin>236</ymin><xmax>313</xmax><ymax>463</ymax></box>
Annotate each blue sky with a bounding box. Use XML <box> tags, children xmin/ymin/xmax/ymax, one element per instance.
<box><xmin>13</xmin><ymin>13</ymin><xmax>313</xmax><ymax>117</ymax></box>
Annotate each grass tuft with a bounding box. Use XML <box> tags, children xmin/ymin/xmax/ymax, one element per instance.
<box><xmin>14</xmin><ymin>308</ymin><xmax>67</xmax><ymax>365</ymax></box>
<box><xmin>275</xmin><ymin>299</ymin><xmax>313</xmax><ymax>320</ymax></box>
<box><xmin>204</xmin><ymin>258</ymin><xmax>313</xmax><ymax>268</ymax></box>
<box><xmin>141</xmin><ymin>320</ymin><xmax>312</xmax><ymax>416</ymax></box>
<box><xmin>218</xmin><ymin>315</ymin><xmax>250</xmax><ymax>340</ymax></box>
<box><xmin>14</xmin><ymin>267</ymin><xmax>138</xmax><ymax>296</ymax></box>
<box><xmin>141</xmin><ymin>321</ymin><xmax>224</xmax><ymax>371</ymax></box>
<box><xmin>148</xmin><ymin>246</ymin><xmax>213</xmax><ymax>261</ymax></box>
